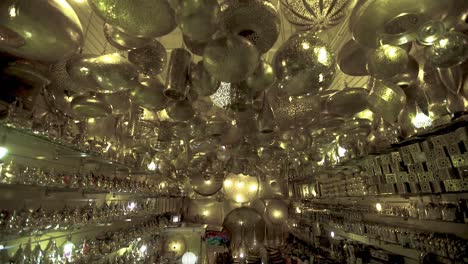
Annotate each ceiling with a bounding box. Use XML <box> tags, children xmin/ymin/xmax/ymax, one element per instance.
<box><xmin>66</xmin><ymin>0</ymin><xmax>369</xmax><ymax>93</ymax></box>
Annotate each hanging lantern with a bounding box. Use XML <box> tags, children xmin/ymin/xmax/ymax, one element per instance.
<box><xmin>89</xmin><ymin>0</ymin><xmax>176</xmax><ymax>38</ymax></box>
<box><xmin>220</xmin><ymin>0</ymin><xmax>280</xmax><ymax>54</ymax></box>
<box><xmin>190</xmin><ymin>61</ymin><xmax>220</xmax><ymax>97</ymax></box>
<box><xmin>128</xmin><ymin>40</ymin><xmax>167</xmax><ymax>76</ymax></box>
<box><xmin>367</xmin><ymin>45</ymin><xmax>409</xmax><ymax>80</ymax></box>
<box><xmin>177</xmin><ymin>0</ymin><xmax>220</xmax><ymax>42</ymax></box>
<box><xmin>0</xmin><ymin>0</ymin><xmax>84</xmax><ymax>61</ymax></box>
<box><xmin>67</xmin><ymin>53</ymin><xmax>140</xmax><ymax>94</ymax></box>
<box><xmin>164</xmin><ymin>48</ymin><xmax>192</xmax><ymax>100</ymax></box>
<box><xmin>103</xmin><ymin>23</ymin><xmax>151</xmax><ymax>50</ymax></box>
<box><xmin>131</xmin><ymin>77</ymin><xmax>168</xmax><ymax>111</ymax></box>
<box><xmin>281</xmin><ymin>0</ymin><xmax>353</xmax><ymax>31</ymax></box>
<box><xmin>203</xmin><ymin>34</ymin><xmax>260</xmax><ymax>83</ymax></box>
<box><xmin>273</xmin><ymin>32</ymin><xmax>335</xmax><ymax>96</ymax></box>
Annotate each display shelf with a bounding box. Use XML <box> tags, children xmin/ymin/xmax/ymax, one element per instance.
<box><xmin>322</xmin><ymin>224</ymin><xmax>421</xmax><ymax>261</ymax></box>
<box><xmin>0</xmin><ymin>123</ymin><xmax>128</xmax><ymax>170</ymax></box>
<box><xmin>0</xmin><ymin>213</ymin><xmax>156</xmax><ymax>252</ymax></box>
<box><xmin>304</xmin><ymin>192</ymin><xmax>468</xmax><ymax>206</ymax></box>
<box><xmin>362</xmin><ymin>213</ymin><xmax>468</xmax><ymax>240</ymax></box>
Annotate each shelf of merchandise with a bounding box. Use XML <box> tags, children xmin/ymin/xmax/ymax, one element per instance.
<box><xmin>0</xmin><ymin>123</ymin><xmax>128</xmax><ymax>170</ymax></box>
<box><xmin>322</xmin><ymin>224</ymin><xmax>421</xmax><ymax>262</ymax></box>
<box><xmin>0</xmin><ymin>213</ymin><xmax>157</xmax><ymax>255</ymax></box>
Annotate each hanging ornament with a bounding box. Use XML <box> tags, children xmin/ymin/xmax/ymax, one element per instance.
<box><xmin>281</xmin><ymin>0</ymin><xmax>353</xmax><ymax>31</ymax></box>
<box><xmin>183</xmin><ymin>34</ymin><xmax>207</xmax><ymax>56</ymax></box>
<box><xmin>131</xmin><ymin>77</ymin><xmax>168</xmax><ymax>111</ymax></box>
<box><xmin>128</xmin><ymin>40</ymin><xmax>167</xmax><ymax>76</ymax></box>
<box><xmin>223</xmin><ymin>173</ymin><xmax>259</xmax><ymax>203</ymax></box>
<box><xmin>367</xmin><ymin>80</ymin><xmax>406</xmax><ymax>124</ymax></box>
<box><xmin>220</xmin><ymin>0</ymin><xmax>280</xmax><ymax>54</ymax></box>
<box><xmin>326</xmin><ymin>86</ymin><xmax>369</xmax><ymax>118</ymax></box>
<box><xmin>245</xmin><ymin>61</ymin><xmax>276</xmax><ymax>93</ymax></box>
<box><xmin>273</xmin><ymin>32</ymin><xmax>335</xmax><ymax>96</ymax></box>
<box><xmin>425</xmin><ymin>31</ymin><xmax>468</xmax><ymax>68</ymax></box>
<box><xmin>166</xmin><ymin>100</ymin><xmax>195</xmax><ymax>121</ymax></box>
<box><xmin>257</xmin><ymin>92</ymin><xmax>276</xmax><ymax>133</ymax></box>
<box><xmin>367</xmin><ymin>45</ymin><xmax>409</xmax><ymax>80</ymax></box>
<box><xmin>203</xmin><ymin>34</ymin><xmax>260</xmax><ymax>83</ymax></box>
<box><xmin>164</xmin><ymin>48</ymin><xmax>192</xmax><ymax>100</ymax></box>
<box><xmin>223</xmin><ymin>207</ymin><xmax>265</xmax><ymax>252</ymax></box>
<box><xmin>71</xmin><ymin>93</ymin><xmax>113</xmax><ymax>118</ymax></box>
<box><xmin>103</xmin><ymin>23</ymin><xmax>151</xmax><ymax>51</ymax></box>
<box><xmin>102</xmin><ymin>91</ymin><xmax>131</xmax><ymax>115</ymax></box>
<box><xmin>189</xmin><ymin>61</ymin><xmax>220</xmax><ymax>97</ymax></box>
<box><xmin>67</xmin><ymin>53</ymin><xmax>140</xmax><ymax>94</ymax></box>
<box><xmin>417</xmin><ymin>20</ymin><xmax>446</xmax><ymax>46</ymax></box>
<box><xmin>89</xmin><ymin>0</ymin><xmax>176</xmax><ymax>38</ymax></box>
<box><xmin>177</xmin><ymin>0</ymin><xmax>220</xmax><ymax>42</ymax></box>
<box><xmin>0</xmin><ymin>0</ymin><xmax>83</xmax><ymax>61</ymax></box>
<box><xmin>349</xmin><ymin>0</ymin><xmax>454</xmax><ymax>48</ymax></box>
<box><xmin>337</xmin><ymin>39</ymin><xmax>372</xmax><ymax>76</ymax></box>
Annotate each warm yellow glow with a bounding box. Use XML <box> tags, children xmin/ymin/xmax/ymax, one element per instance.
<box><xmin>295</xmin><ymin>207</ymin><xmax>302</xmax><ymax>214</ymax></box>
<box><xmin>160</xmin><ymin>182</ymin><xmax>166</xmax><ymax>188</ymax></box>
<box><xmin>202</xmin><ymin>210</ymin><xmax>210</xmax><ymax>216</ymax></box>
<box><xmin>384</xmin><ymin>45</ymin><xmax>398</xmax><ymax>58</ymax></box>
<box><xmin>318</xmin><ymin>73</ymin><xmax>324</xmax><ymax>82</ymax></box>
<box><xmin>314</xmin><ymin>46</ymin><xmax>332</xmax><ymax>66</ymax></box>
<box><xmin>249</xmin><ymin>184</ymin><xmax>257</xmax><ymax>192</ymax></box>
<box><xmin>272</xmin><ymin>210</ymin><xmax>282</xmax><ymax>219</ymax></box>
<box><xmin>8</xmin><ymin>6</ymin><xmax>16</xmax><ymax>17</ymax></box>
<box><xmin>0</xmin><ymin>147</ymin><xmax>8</xmax><ymax>159</ymax></box>
<box><xmin>236</xmin><ymin>194</ymin><xmax>244</xmax><ymax>202</ymax></box>
<box><xmin>311</xmin><ymin>187</ymin><xmax>317</xmax><ymax>197</ymax></box>
<box><xmin>375</xmin><ymin>203</ymin><xmax>382</xmax><ymax>212</ymax></box>
<box><xmin>301</xmin><ymin>42</ymin><xmax>310</xmax><ymax>50</ymax></box>
<box><xmin>147</xmin><ymin>161</ymin><xmax>156</xmax><ymax>171</ymax></box>
<box><xmin>338</xmin><ymin>146</ymin><xmax>347</xmax><ymax>157</ymax></box>
<box><xmin>236</xmin><ymin>181</ymin><xmax>244</xmax><ymax>188</ymax></box>
<box><xmin>170</xmin><ymin>242</ymin><xmax>182</xmax><ymax>251</ymax></box>
<box><xmin>100</xmin><ymin>53</ymin><xmax>120</xmax><ymax>63</ymax></box>
<box><xmin>412</xmin><ymin>112</ymin><xmax>433</xmax><ymax>129</ymax></box>
<box><xmin>157</xmin><ymin>109</ymin><xmax>171</xmax><ymax>121</ymax></box>
<box><xmin>204</xmin><ymin>180</ymin><xmax>212</xmax><ymax>185</ymax></box>
<box><xmin>224</xmin><ymin>179</ymin><xmax>233</xmax><ymax>187</ymax></box>
<box><xmin>355</xmin><ymin>109</ymin><xmax>374</xmax><ymax>120</ymax></box>
<box><xmin>73</xmin><ymin>0</ymin><xmax>86</xmax><ymax>3</ymax></box>
<box><xmin>438</xmin><ymin>38</ymin><xmax>449</xmax><ymax>48</ymax></box>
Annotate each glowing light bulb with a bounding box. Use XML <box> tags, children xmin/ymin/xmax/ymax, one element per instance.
<box><xmin>338</xmin><ymin>147</ymin><xmax>347</xmax><ymax>157</ymax></box>
<box><xmin>412</xmin><ymin>112</ymin><xmax>432</xmax><ymax>129</ymax></box>
<box><xmin>0</xmin><ymin>147</ymin><xmax>8</xmax><ymax>159</ymax></box>
<box><xmin>375</xmin><ymin>203</ymin><xmax>382</xmax><ymax>212</ymax></box>
<box><xmin>330</xmin><ymin>231</ymin><xmax>335</xmax><ymax>238</ymax></box>
<box><xmin>224</xmin><ymin>179</ymin><xmax>233</xmax><ymax>187</ymax></box>
<box><xmin>249</xmin><ymin>184</ymin><xmax>257</xmax><ymax>192</ymax></box>
<box><xmin>147</xmin><ymin>161</ymin><xmax>156</xmax><ymax>171</ymax></box>
<box><xmin>295</xmin><ymin>207</ymin><xmax>302</xmax><ymax>214</ymax></box>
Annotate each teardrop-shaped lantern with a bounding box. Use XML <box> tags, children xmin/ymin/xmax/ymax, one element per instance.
<box><xmin>177</xmin><ymin>0</ymin><xmax>220</xmax><ymax>42</ymax></box>
<box><xmin>190</xmin><ymin>61</ymin><xmax>220</xmax><ymax>97</ymax></box>
<box><xmin>220</xmin><ymin>0</ymin><xmax>280</xmax><ymax>54</ymax></box>
<box><xmin>273</xmin><ymin>32</ymin><xmax>335</xmax><ymax>96</ymax></box>
<box><xmin>133</xmin><ymin>77</ymin><xmax>167</xmax><ymax>109</ymax></box>
<box><xmin>128</xmin><ymin>40</ymin><xmax>167</xmax><ymax>76</ymax></box>
<box><xmin>103</xmin><ymin>23</ymin><xmax>151</xmax><ymax>51</ymax></box>
<box><xmin>203</xmin><ymin>34</ymin><xmax>260</xmax><ymax>83</ymax></box>
<box><xmin>67</xmin><ymin>53</ymin><xmax>140</xmax><ymax>93</ymax></box>
<box><xmin>0</xmin><ymin>0</ymin><xmax>84</xmax><ymax>61</ymax></box>
<box><xmin>89</xmin><ymin>0</ymin><xmax>176</xmax><ymax>38</ymax></box>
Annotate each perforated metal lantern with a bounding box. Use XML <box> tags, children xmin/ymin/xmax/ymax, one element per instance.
<box><xmin>89</xmin><ymin>0</ymin><xmax>176</xmax><ymax>38</ymax></box>
<box><xmin>281</xmin><ymin>0</ymin><xmax>353</xmax><ymax>31</ymax></box>
<box><xmin>273</xmin><ymin>32</ymin><xmax>335</xmax><ymax>96</ymax></box>
<box><xmin>220</xmin><ymin>0</ymin><xmax>280</xmax><ymax>54</ymax></box>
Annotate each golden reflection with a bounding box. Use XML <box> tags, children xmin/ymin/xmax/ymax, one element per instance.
<box><xmin>224</xmin><ymin>173</ymin><xmax>259</xmax><ymax>203</ymax></box>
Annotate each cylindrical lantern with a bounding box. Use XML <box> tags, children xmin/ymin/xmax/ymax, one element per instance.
<box><xmin>165</xmin><ymin>48</ymin><xmax>192</xmax><ymax>100</ymax></box>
